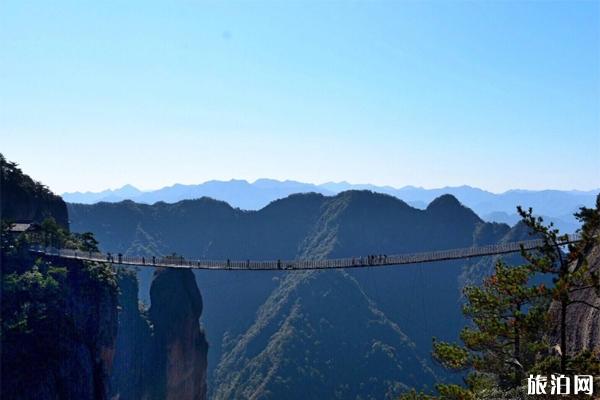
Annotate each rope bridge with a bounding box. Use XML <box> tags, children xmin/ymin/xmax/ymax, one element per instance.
<box><xmin>29</xmin><ymin>234</ymin><xmax>580</xmax><ymax>271</ymax></box>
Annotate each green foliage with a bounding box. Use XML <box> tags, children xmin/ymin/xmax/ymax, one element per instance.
<box><xmin>83</xmin><ymin>260</ymin><xmax>118</xmax><ymax>288</ymax></box>
<box><xmin>569</xmin><ymin>350</ymin><xmax>600</xmax><ymax>376</ymax></box>
<box><xmin>1</xmin><ymin>219</ymin><xmax>17</xmax><ymax>255</ymax></box>
<box><xmin>6</xmin><ymin>215</ymin><xmax>102</xmax><ymax>255</ymax></box>
<box><xmin>40</xmin><ymin>216</ymin><xmax>68</xmax><ymax>247</ymax></box>
<box><xmin>432</xmin><ymin>341</ymin><xmax>470</xmax><ymax>371</ymax></box>
<box><xmin>1</xmin><ymin>260</ymin><xmax>70</xmax><ymax>380</ymax></box>
<box><xmin>431</xmin><ymin>260</ymin><xmax>547</xmax><ymax>395</ymax></box>
<box><xmin>398</xmin><ymin>389</ymin><xmax>438</xmax><ymax>400</ymax></box>
<box><xmin>0</xmin><ymin>153</ymin><xmax>54</xmax><ymax>199</ymax></box>
<box><xmin>1</xmin><ymin>153</ymin><xmax>69</xmax><ymax>230</ymax></box>
<box><xmin>2</xmin><ymin>264</ymin><xmax>66</xmax><ymax>334</ymax></box>
<box><xmin>74</xmin><ymin>231</ymin><xmax>100</xmax><ymax>252</ymax></box>
<box><xmin>435</xmin><ymin>384</ymin><xmax>476</xmax><ymax>400</ymax></box>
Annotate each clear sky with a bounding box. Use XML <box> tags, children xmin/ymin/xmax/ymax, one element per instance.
<box><xmin>1</xmin><ymin>1</ymin><xmax>598</xmax><ymax>194</ymax></box>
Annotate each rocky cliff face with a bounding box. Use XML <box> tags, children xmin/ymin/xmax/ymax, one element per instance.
<box><xmin>550</xmin><ymin>243</ymin><xmax>600</xmax><ymax>354</ymax></box>
<box><xmin>110</xmin><ymin>270</ymin><xmax>153</xmax><ymax>400</ymax></box>
<box><xmin>1</xmin><ymin>155</ymin><xmax>208</xmax><ymax>400</ymax></box>
<box><xmin>1</xmin><ymin>155</ymin><xmax>117</xmax><ymax>399</ymax></box>
<box><xmin>1</xmin><ymin>254</ymin><xmax>119</xmax><ymax>400</ymax></box>
<box><xmin>148</xmin><ymin>268</ymin><xmax>208</xmax><ymax>400</ymax></box>
<box><xmin>58</xmin><ymin>257</ymin><xmax>119</xmax><ymax>400</ymax></box>
<box><xmin>110</xmin><ymin>268</ymin><xmax>208</xmax><ymax>400</ymax></box>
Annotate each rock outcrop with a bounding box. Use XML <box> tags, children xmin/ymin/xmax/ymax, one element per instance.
<box><xmin>60</xmin><ymin>258</ymin><xmax>119</xmax><ymax>400</ymax></box>
<box><xmin>551</xmin><ymin>243</ymin><xmax>600</xmax><ymax>354</ymax></box>
<box><xmin>110</xmin><ymin>268</ymin><xmax>209</xmax><ymax>400</ymax></box>
<box><xmin>1</xmin><ymin>155</ymin><xmax>208</xmax><ymax>400</ymax></box>
<box><xmin>110</xmin><ymin>269</ymin><xmax>153</xmax><ymax>399</ymax></box>
<box><xmin>1</xmin><ymin>154</ymin><xmax>117</xmax><ymax>399</ymax></box>
<box><xmin>1</xmin><ymin>255</ymin><xmax>119</xmax><ymax>400</ymax></box>
<box><xmin>148</xmin><ymin>268</ymin><xmax>208</xmax><ymax>400</ymax></box>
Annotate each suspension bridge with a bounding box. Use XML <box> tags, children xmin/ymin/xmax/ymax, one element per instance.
<box><xmin>29</xmin><ymin>233</ymin><xmax>580</xmax><ymax>271</ymax></box>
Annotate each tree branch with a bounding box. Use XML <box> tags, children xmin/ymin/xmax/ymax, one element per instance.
<box><xmin>568</xmin><ymin>300</ymin><xmax>600</xmax><ymax>311</ymax></box>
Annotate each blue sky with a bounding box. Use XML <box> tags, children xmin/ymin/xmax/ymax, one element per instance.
<box><xmin>1</xmin><ymin>1</ymin><xmax>598</xmax><ymax>194</ymax></box>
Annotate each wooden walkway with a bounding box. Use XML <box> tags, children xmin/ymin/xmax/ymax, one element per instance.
<box><xmin>29</xmin><ymin>234</ymin><xmax>580</xmax><ymax>271</ymax></box>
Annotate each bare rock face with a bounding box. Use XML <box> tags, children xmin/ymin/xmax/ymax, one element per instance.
<box><xmin>148</xmin><ymin>268</ymin><xmax>208</xmax><ymax>400</ymax></box>
<box><xmin>551</xmin><ymin>244</ymin><xmax>600</xmax><ymax>354</ymax></box>
<box><xmin>1</xmin><ymin>257</ymin><xmax>119</xmax><ymax>400</ymax></box>
<box><xmin>65</xmin><ymin>259</ymin><xmax>119</xmax><ymax>400</ymax></box>
<box><xmin>110</xmin><ymin>268</ymin><xmax>208</xmax><ymax>400</ymax></box>
<box><xmin>110</xmin><ymin>270</ymin><xmax>153</xmax><ymax>400</ymax></box>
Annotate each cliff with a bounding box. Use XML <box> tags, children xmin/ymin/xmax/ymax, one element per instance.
<box><xmin>1</xmin><ymin>252</ymin><xmax>119</xmax><ymax>400</ymax></box>
<box><xmin>110</xmin><ymin>268</ymin><xmax>209</xmax><ymax>400</ymax></box>
<box><xmin>550</xmin><ymin>240</ymin><xmax>600</xmax><ymax>354</ymax></box>
<box><xmin>1</xmin><ymin>155</ymin><xmax>118</xmax><ymax>399</ymax></box>
<box><xmin>110</xmin><ymin>270</ymin><xmax>153</xmax><ymax>399</ymax></box>
<box><xmin>149</xmin><ymin>268</ymin><xmax>208</xmax><ymax>400</ymax></box>
<box><xmin>0</xmin><ymin>154</ymin><xmax>209</xmax><ymax>400</ymax></box>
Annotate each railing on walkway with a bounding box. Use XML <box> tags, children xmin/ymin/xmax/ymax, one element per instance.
<box><xmin>28</xmin><ymin>234</ymin><xmax>581</xmax><ymax>271</ymax></box>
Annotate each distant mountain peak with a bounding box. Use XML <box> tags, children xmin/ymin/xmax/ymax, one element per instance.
<box><xmin>425</xmin><ymin>194</ymin><xmax>483</xmax><ymax>225</ymax></box>
<box><xmin>119</xmin><ymin>184</ymin><xmax>138</xmax><ymax>190</ymax></box>
<box><xmin>115</xmin><ymin>184</ymin><xmax>142</xmax><ymax>195</ymax></box>
<box><xmin>338</xmin><ymin>188</ymin><xmax>409</xmax><ymax>203</ymax></box>
<box><xmin>426</xmin><ymin>194</ymin><xmax>463</xmax><ymax>211</ymax></box>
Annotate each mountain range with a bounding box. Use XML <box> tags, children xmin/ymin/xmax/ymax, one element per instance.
<box><xmin>63</xmin><ymin>180</ymin><xmax>598</xmax><ymax>233</ymax></box>
<box><xmin>67</xmin><ymin>191</ymin><xmax>536</xmax><ymax>399</ymax></box>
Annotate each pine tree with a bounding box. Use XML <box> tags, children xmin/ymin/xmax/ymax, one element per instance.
<box><xmin>517</xmin><ymin>197</ymin><xmax>600</xmax><ymax>373</ymax></box>
<box><xmin>428</xmin><ymin>260</ymin><xmax>547</xmax><ymax>398</ymax></box>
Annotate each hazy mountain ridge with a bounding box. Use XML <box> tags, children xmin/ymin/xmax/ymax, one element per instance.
<box><xmin>63</xmin><ymin>180</ymin><xmax>597</xmax><ymax>232</ymax></box>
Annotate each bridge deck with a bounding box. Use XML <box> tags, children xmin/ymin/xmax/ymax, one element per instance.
<box><xmin>29</xmin><ymin>234</ymin><xmax>580</xmax><ymax>271</ymax></box>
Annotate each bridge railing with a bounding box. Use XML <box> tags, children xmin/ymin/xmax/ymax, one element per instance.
<box><xmin>28</xmin><ymin>233</ymin><xmax>581</xmax><ymax>271</ymax></box>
